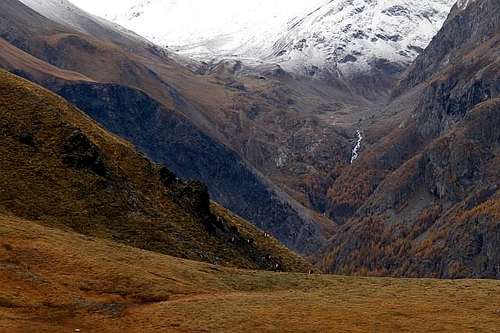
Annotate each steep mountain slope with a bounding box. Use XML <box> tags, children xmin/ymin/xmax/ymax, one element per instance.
<box><xmin>18</xmin><ymin>0</ymin><xmax>151</xmax><ymax>48</ymax></box>
<box><xmin>0</xmin><ymin>69</ymin><xmax>312</xmax><ymax>272</ymax></box>
<box><xmin>0</xmin><ymin>0</ymin><xmax>332</xmax><ymax>254</ymax></box>
<box><xmin>1</xmin><ymin>214</ymin><xmax>499</xmax><ymax>332</ymax></box>
<box><xmin>49</xmin><ymin>81</ymin><xmax>328</xmax><ymax>253</ymax></box>
<box><xmin>319</xmin><ymin>0</ymin><xmax>500</xmax><ymax>278</ymax></box>
<box><xmin>42</xmin><ymin>0</ymin><xmax>459</xmax><ymax>224</ymax></box>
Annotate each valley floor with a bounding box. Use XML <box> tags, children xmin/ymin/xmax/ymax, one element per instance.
<box><xmin>0</xmin><ymin>215</ymin><xmax>499</xmax><ymax>332</ymax></box>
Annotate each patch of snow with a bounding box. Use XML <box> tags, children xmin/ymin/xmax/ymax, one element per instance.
<box><xmin>457</xmin><ymin>0</ymin><xmax>469</xmax><ymax>9</ymax></box>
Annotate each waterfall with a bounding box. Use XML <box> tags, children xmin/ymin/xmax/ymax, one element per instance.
<box><xmin>350</xmin><ymin>130</ymin><xmax>363</xmax><ymax>164</ymax></box>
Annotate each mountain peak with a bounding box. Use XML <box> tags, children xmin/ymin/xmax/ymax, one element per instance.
<box><xmin>265</xmin><ymin>0</ymin><xmax>457</xmax><ymax>78</ymax></box>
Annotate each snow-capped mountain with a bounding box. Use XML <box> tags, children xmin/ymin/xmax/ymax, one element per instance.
<box><xmin>264</xmin><ymin>0</ymin><xmax>456</xmax><ymax>79</ymax></box>
<box><xmin>67</xmin><ymin>0</ymin><xmax>456</xmax><ymax>81</ymax></box>
<box><xmin>69</xmin><ymin>0</ymin><xmax>319</xmax><ymax>60</ymax></box>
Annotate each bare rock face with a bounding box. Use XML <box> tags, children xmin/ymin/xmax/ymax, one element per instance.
<box><xmin>62</xmin><ymin>129</ymin><xmax>107</xmax><ymax>177</ymax></box>
<box><xmin>417</xmin><ymin>79</ymin><xmax>494</xmax><ymax>138</ymax></box>
<box><xmin>159</xmin><ymin>166</ymin><xmax>221</xmax><ymax>233</ymax></box>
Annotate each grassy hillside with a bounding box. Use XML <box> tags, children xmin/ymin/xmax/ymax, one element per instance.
<box><xmin>0</xmin><ymin>214</ymin><xmax>499</xmax><ymax>332</ymax></box>
<box><xmin>0</xmin><ymin>69</ymin><xmax>310</xmax><ymax>272</ymax></box>
<box><xmin>0</xmin><ymin>38</ymin><xmax>93</xmax><ymax>83</ymax></box>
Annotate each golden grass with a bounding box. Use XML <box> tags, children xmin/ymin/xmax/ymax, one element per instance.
<box><xmin>0</xmin><ymin>214</ymin><xmax>498</xmax><ymax>333</ymax></box>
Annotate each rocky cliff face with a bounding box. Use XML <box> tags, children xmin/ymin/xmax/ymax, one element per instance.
<box><xmin>319</xmin><ymin>0</ymin><xmax>500</xmax><ymax>278</ymax></box>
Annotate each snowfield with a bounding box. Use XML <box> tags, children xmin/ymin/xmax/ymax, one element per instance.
<box><xmin>68</xmin><ymin>0</ymin><xmax>320</xmax><ymax>59</ymax></box>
